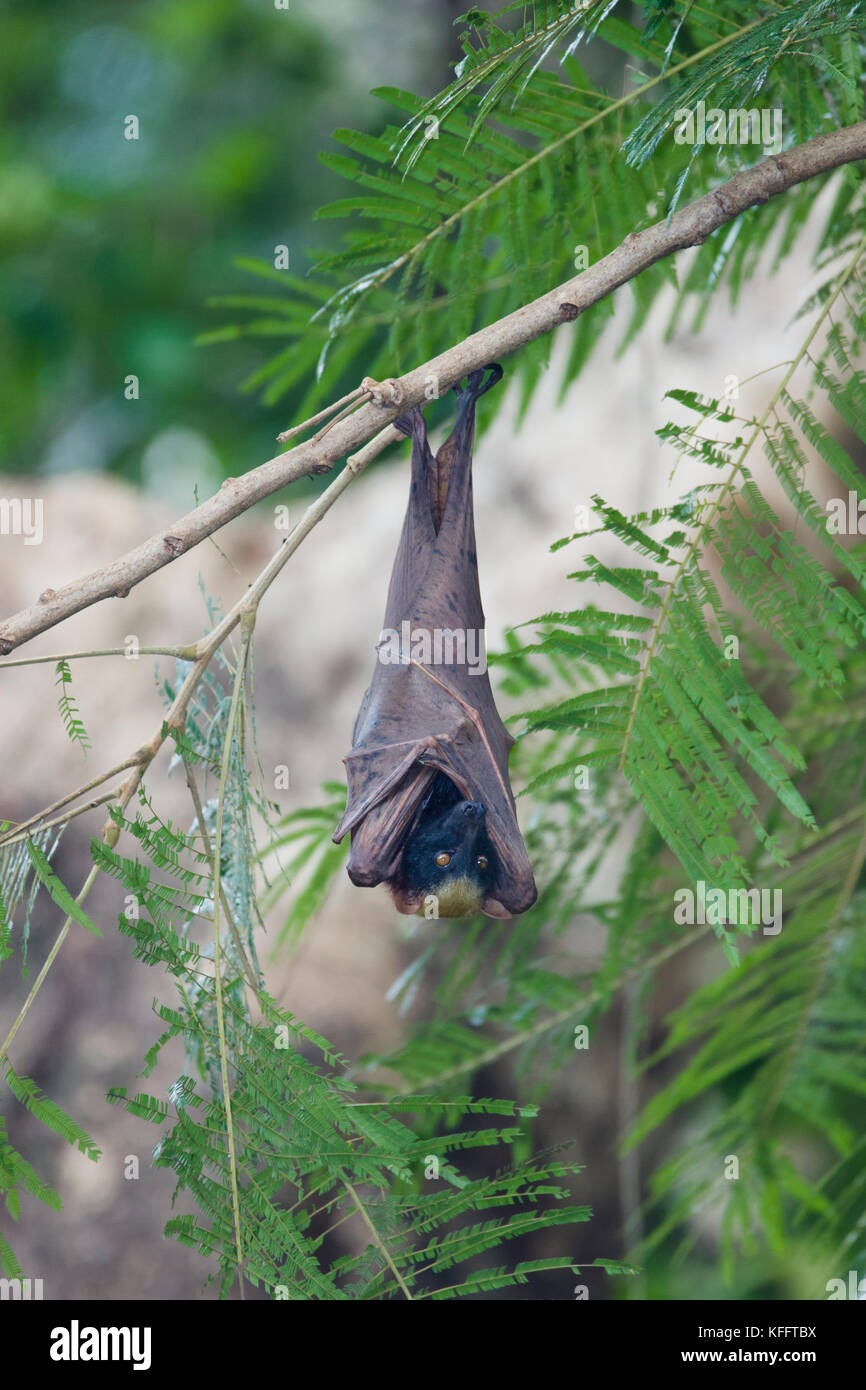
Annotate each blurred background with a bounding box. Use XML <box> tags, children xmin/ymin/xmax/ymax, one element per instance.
<box><xmin>0</xmin><ymin>0</ymin><xmax>845</xmax><ymax>1300</ymax></box>
<box><xmin>1</xmin><ymin>0</ymin><xmax>472</xmax><ymax>490</ymax></box>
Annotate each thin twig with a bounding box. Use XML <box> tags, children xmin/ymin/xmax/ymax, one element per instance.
<box><xmin>210</xmin><ymin>612</ymin><xmax>255</xmax><ymax>1299</ymax></box>
<box><xmin>182</xmin><ymin>757</ymin><xmax>261</xmax><ymax>1001</ymax></box>
<box><xmin>341</xmin><ymin>1174</ymin><xmax>414</xmax><ymax>1300</ymax></box>
<box><xmin>0</xmin><ymin>753</ymin><xmax>145</xmax><ymax>848</ymax></box>
<box><xmin>0</xmin><ymin>790</ymin><xmax>121</xmax><ymax>847</ymax></box>
<box><xmin>0</xmin><ymin>645</ymin><xmax>197</xmax><ymax>670</ymax></box>
<box><xmin>276</xmin><ymin>385</ymin><xmax>367</xmax><ymax>444</ymax></box>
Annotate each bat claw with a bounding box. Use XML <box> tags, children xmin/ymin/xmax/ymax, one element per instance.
<box><xmin>454</xmin><ymin>363</ymin><xmax>503</xmax><ymax>401</ymax></box>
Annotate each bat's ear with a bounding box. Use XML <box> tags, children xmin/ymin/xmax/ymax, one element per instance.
<box><xmin>390</xmin><ymin>885</ymin><xmax>423</xmax><ymax>915</ymax></box>
<box><xmin>481</xmin><ymin>896</ymin><xmax>512</xmax><ymax>919</ymax></box>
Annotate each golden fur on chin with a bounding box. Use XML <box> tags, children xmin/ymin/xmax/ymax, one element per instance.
<box><xmin>423</xmin><ymin>876</ymin><xmax>483</xmax><ymax>918</ymax></box>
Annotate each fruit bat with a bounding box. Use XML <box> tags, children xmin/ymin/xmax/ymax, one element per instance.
<box><xmin>332</xmin><ymin>365</ymin><xmax>537</xmax><ymax>919</ymax></box>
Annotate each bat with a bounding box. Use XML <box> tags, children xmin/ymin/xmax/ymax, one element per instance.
<box><xmin>332</xmin><ymin>364</ymin><xmax>537</xmax><ymax>919</ymax></box>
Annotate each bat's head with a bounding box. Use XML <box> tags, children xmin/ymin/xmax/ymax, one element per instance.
<box><xmin>399</xmin><ymin>793</ymin><xmax>496</xmax><ymax>918</ymax></box>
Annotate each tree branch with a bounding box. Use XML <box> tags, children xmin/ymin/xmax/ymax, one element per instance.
<box><xmin>2</xmin><ymin>119</ymin><xmax>864</xmax><ymax>656</ymax></box>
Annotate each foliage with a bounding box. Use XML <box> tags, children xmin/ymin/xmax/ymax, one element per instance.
<box><xmin>250</xmin><ymin>0</ymin><xmax>866</xmax><ymax>1283</ymax></box>
<box><xmin>211</xmin><ymin>0</ymin><xmax>865</xmax><ymax>423</ymax></box>
<box><xmin>89</xmin><ymin>656</ymin><xmax>599</xmax><ymax>1299</ymax></box>
<box><xmin>54</xmin><ymin>659</ymin><xmax>92</xmax><ymax>754</ymax></box>
<box><xmin>2</xmin><ymin>1</ymin><xmax>866</xmax><ymax>1301</ymax></box>
<box><xmin>0</xmin><ymin>0</ymin><xmax>423</xmax><ymax>481</ymax></box>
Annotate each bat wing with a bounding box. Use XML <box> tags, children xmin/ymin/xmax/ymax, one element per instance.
<box><xmin>334</xmin><ymin>661</ymin><xmax>536</xmax><ymax>916</ymax></box>
<box><xmin>333</xmin><ymin>659</ymin><xmax>461</xmax><ymax>884</ymax></box>
<box><xmin>421</xmin><ymin>670</ymin><xmax>536</xmax><ymax>919</ymax></box>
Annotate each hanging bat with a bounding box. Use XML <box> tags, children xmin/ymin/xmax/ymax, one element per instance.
<box><xmin>332</xmin><ymin>365</ymin><xmax>537</xmax><ymax>919</ymax></box>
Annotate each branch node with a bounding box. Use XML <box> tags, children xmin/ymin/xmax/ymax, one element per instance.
<box><xmin>766</xmin><ymin>153</ymin><xmax>790</xmax><ymax>189</ymax></box>
<box><xmin>102</xmin><ymin>818</ymin><xmax>121</xmax><ymax>848</ymax></box>
<box><xmin>362</xmin><ymin>376</ymin><xmax>404</xmax><ymax>407</ymax></box>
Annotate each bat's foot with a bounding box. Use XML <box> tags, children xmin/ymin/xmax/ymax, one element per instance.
<box><xmin>454</xmin><ymin>363</ymin><xmax>503</xmax><ymax>402</ymax></box>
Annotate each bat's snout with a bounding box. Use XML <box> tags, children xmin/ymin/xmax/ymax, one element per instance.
<box><xmin>461</xmin><ymin>801</ymin><xmax>484</xmax><ymax>821</ymax></box>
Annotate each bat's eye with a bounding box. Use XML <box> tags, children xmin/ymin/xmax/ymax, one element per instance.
<box><xmin>476</xmin><ymin>855</ymin><xmax>488</xmax><ymax>870</ymax></box>
<box><xmin>435</xmin><ymin>852</ymin><xmax>451</xmax><ymax>867</ymax></box>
